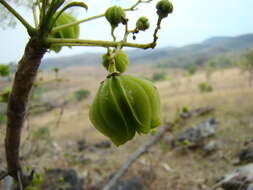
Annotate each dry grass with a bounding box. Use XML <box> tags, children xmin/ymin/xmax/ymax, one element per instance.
<box><xmin>1</xmin><ymin>65</ymin><xmax>253</xmax><ymax>189</ymax></box>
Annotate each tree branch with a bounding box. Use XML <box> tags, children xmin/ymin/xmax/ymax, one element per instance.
<box><xmin>0</xmin><ymin>0</ymin><xmax>35</xmax><ymax>35</ymax></box>
<box><xmin>46</xmin><ymin>38</ymin><xmax>155</xmax><ymax>49</ymax></box>
<box><xmin>102</xmin><ymin>124</ymin><xmax>173</xmax><ymax>190</ymax></box>
<box><xmin>5</xmin><ymin>39</ymin><xmax>47</xmax><ymax>185</ymax></box>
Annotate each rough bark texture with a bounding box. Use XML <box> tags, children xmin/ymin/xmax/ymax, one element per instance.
<box><xmin>5</xmin><ymin>38</ymin><xmax>47</xmax><ymax>185</ymax></box>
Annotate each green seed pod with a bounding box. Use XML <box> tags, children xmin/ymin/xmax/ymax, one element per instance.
<box><xmin>89</xmin><ymin>75</ymin><xmax>161</xmax><ymax>146</ymax></box>
<box><xmin>136</xmin><ymin>17</ymin><xmax>150</xmax><ymax>31</ymax></box>
<box><xmin>105</xmin><ymin>6</ymin><xmax>125</xmax><ymax>27</ymax></box>
<box><xmin>156</xmin><ymin>0</ymin><xmax>173</xmax><ymax>18</ymax></box>
<box><xmin>50</xmin><ymin>13</ymin><xmax>80</xmax><ymax>53</ymax></box>
<box><xmin>114</xmin><ymin>50</ymin><xmax>129</xmax><ymax>73</ymax></box>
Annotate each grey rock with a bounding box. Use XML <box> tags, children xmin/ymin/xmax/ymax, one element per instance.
<box><xmin>94</xmin><ymin>140</ymin><xmax>111</xmax><ymax>149</ymax></box>
<box><xmin>110</xmin><ymin>176</ymin><xmax>144</xmax><ymax>190</ymax></box>
<box><xmin>218</xmin><ymin>164</ymin><xmax>253</xmax><ymax>190</ymax></box>
<box><xmin>175</xmin><ymin>118</ymin><xmax>218</xmax><ymax>145</ymax></box>
<box><xmin>180</xmin><ymin>107</ymin><xmax>214</xmax><ymax>119</ymax></box>
<box><xmin>77</xmin><ymin>139</ymin><xmax>87</xmax><ymax>152</ymax></box>
<box><xmin>247</xmin><ymin>184</ymin><xmax>253</xmax><ymax>190</ymax></box>
<box><xmin>203</xmin><ymin>140</ymin><xmax>222</xmax><ymax>154</ymax></box>
<box><xmin>238</xmin><ymin>147</ymin><xmax>253</xmax><ymax>164</ymax></box>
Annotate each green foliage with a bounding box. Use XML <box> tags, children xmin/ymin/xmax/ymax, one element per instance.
<box><xmin>74</xmin><ymin>89</ymin><xmax>90</xmax><ymax>101</ymax></box>
<box><xmin>24</xmin><ymin>172</ymin><xmax>43</xmax><ymax>190</ymax></box>
<box><xmin>198</xmin><ymin>82</ymin><xmax>213</xmax><ymax>93</ymax></box>
<box><xmin>0</xmin><ymin>87</ymin><xmax>11</xmax><ymax>103</ymax></box>
<box><xmin>0</xmin><ymin>64</ymin><xmax>10</xmax><ymax>77</ymax></box>
<box><xmin>181</xmin><ymin>106</ymin><xmax>189</xmax><ymax>113</ymax></box>
<box><xmin>151</xmin><ymin>71</ymin><xmax>167</xmax><ymax>82</ymax></box>
<box><xmin>53</xmin><ymin>67</ymin><xmax>59</xmax><ymax>73</ymax></box>
<box><xmin>0</xmin><ymin>113</ymin><xmax>6</xmax><ymax>124</ymax></box>
<box><xmin>185</xmin><ymin>64</ymin><xmax>197</xmax><ymax>76</ymax></box>
<box><xmin>32</xmin><ymin>87</ymin><xmax>46</xmax><ymax>102</ymax></box>
<box><xmin>239</xmin><ymin>50</ymin><xmax>253</xmax><ymax>71</ymax></box>
<box><xmin>32</xmin><ymin>127</ymin><xmax>50</xmax><ymax>141</ymax></box>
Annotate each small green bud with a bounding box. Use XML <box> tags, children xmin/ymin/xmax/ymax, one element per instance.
<box><xmin>105</xmin><ymin>6</ymin><xmax>125</xmax><ymax>27</ymax></box>
<box><xmin>114</xmin><ymin>50</ymin><xmax>129</xmax><ymax>73</ymax></box>
<box><xmin>156</xmin><ymin>0</ymin><xmax>173</xmax><ymax>18</ymax></box>
<box><xmin>136</xmin><ymin>17</ymin><xmax>150</xmax><ymax>31</ymax></box>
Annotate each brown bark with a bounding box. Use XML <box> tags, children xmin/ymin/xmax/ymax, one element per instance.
<box><xmin>5</xmin><ymin>38</ymin><xmax>47</xmax><ymax>185</ymax></box>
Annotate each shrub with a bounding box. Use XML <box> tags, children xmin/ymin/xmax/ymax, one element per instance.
<box><xmin>74</xmin><ymin>89</ymin><xmax>90</xmax><ymax>101</ymax></box>
<box><xmin>151</xmin><ymin>71</ymin><xmax>167</xmax><ymax>82</ymax></box>
<box><xmin>0</xmin><ymin>64</ymin><xmax>10</xmax><ymax>77</ymax></box>
<box><xmin>198</xmin><ymin>82</ymin><xmax>213</xmax><ymax>93</ymax></box>
<box><xmin>0</xmin><ymin>113</ymin><xmax>6</xmax><ymax>124</ymax></box>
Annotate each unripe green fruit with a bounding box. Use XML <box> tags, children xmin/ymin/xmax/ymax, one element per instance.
<box><xmin>114</xmin><ymin>50</ymin><xmax>129</xmax><ymax>73</ymax></box>
<box><xmin>156</xmin><ymin>0</ymin><xmax>173</xmax><ymax>18</ymax></box>
<box><xmin>105</xmin><ymin>6</ymin><xmax>125</xmax><ymax>27</ymax></box>
<box><xmin>136</xmin><ymin>17</ymin><xmax>150</xmax><ymax>31</ymax></box>
<box><xmin>101</xmin><ymin>50</ymin><xmax>129</xmax><ymax>73</ymax></box>
<box><xmin>50</xmin><ymin>13</ymin><xmax>80</xmax><ymax>53</ymax></box>
<box><xmin>89</xmin><ymin>75</ymin><xmax>161</xmax><ymax>146</ymax></box>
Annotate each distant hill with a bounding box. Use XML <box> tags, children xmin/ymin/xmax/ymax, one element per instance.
<box><xmin>41</xmin><ymin>33</ymin><xmax>253</xmax><ymax>70</ymax></box>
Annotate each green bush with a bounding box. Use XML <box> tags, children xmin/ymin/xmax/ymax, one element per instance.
<box><xmin>0</xmin><ymin>87</ymin><xmax>11</xmax><ymax>103</ymax></box>
<box><xmin>185</xmin><ymin>64</ymin><xmax>197</xmax><ymax>76</ymax></box>
<box><xmin>0</xmin><ymin>113</ymin><xmax>6</xmax><ymax>124</ymax></box>
<box><xmin>198</xmin><ymin>82</ymin><xmax>213</xmax><ymax>93</ymax></box>
<box><xmin>74</xmin><ymin>89</ymin><xmax>90</xmax><ymax>101</ymax></box>
<box><xmin>0</xmin><ymin>64</ymin><xmax>10</xmax><ymax>77</ymax></box>
<box><xmin>151</xmin><ymin>71</ymin><xmax>167</xmax><ymax>82</ymax></box>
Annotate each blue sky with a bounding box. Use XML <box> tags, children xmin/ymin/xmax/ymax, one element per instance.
<box><xmin>0</xmin><ymin>0</ymin><xmax>253</xmax><ymax>63</ymax></box>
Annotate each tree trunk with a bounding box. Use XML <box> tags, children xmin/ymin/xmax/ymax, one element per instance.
<box><xmin>5</xmin><ymin>38</ymin><xmax>47</xmax><ymax>187</ymax></box>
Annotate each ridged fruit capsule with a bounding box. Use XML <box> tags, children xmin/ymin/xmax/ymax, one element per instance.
<box><xmin>156</xmin><ymin>0</ymin><xmax>173</xmax><ymax>18</ymax></box>
<box><xmin>89</xmin><ymin>74</ymin><xmax>161</xmax><ymax>146</ymax></box>
<box><xmin>105</xmin><ymin>6</ymin><xmax>125</xmax><ymax>27</ymax></box>
<box><xmin>114</xmin><ymin>50</ymin><xmax>129</xmax><ymax>73</ymax></box>
<box><xmin>136</xmin><ymin>17</ymin><xmax>150</xmax><ymax>31</ymax></box>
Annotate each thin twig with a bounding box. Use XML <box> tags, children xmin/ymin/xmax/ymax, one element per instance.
<box><xmin>55</xmin><ymin>101</ymin><xmax>66</xmax><ymax>129</ymax></box>
<box><xmin>32</xmin><ymin>3</ymin><xmax>38</xmax><ymax>27</ymax></box>
<box><xmin>152</xmin><ymin>16</ymin><xmax>162</xmax><ymax>45</ymax></box>
<box><xmin>17</xmin><ymin>171</ymin><xmax>23</xmax><ymax>190</ymax></box>
<box><xmin>102</xmin><ymin>124</ymin><xmax>172</xmax><ymax>190</ymax></box>
<box><xmin>0</xmin><ymin>0</ymin><xmax>35</xmax><ymax>35</ymax></box>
